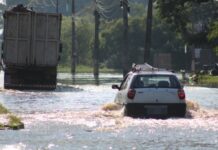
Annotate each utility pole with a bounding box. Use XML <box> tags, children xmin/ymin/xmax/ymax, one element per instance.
<box><xmin>56</xmin><ymin>0</ymin><xmax>59</xmax><ymax>13</ymax></box>
<box><xmin>121</xmin><ymin>0</ymin><xmax>129</xmax><ymax>77</ymax></box>
<box><xmin>71</xmin><ymin>0</ymin><xmax>77</xmax><ymax>78</ymax></box>
<box><xmin>93</xmin><ymin>1</ymin><xmax>100</xmax><ymax>84</ymax></box>
<box><xmin>144</xmin><ymin>0</ymin><xmax>153</xmax><ymax>63</ymax></box>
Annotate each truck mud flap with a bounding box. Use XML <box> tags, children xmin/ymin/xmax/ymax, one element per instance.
<box><xmin>4</xmin><ymin>67</ymin><xmax>57</xmax><ymax>90</ymax></box>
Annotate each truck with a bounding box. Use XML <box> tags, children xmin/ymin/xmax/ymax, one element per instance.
<box><xmin>1</xmin><ymin>5</ymin><xmax>62</xmax><ymax>90</ymax></box>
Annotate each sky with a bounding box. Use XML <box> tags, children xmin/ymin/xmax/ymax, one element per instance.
<box><xmin>0</xmin><ymin>0</ymin><xmax>6</xmax><ymax>4</ymax></box>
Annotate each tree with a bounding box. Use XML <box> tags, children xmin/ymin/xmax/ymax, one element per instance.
<box><xmin>100</xmin><ymin>16</ymin><xmax>185</xmax><ymax>70</ymax></box>
<box><xmin>60</xmin><ymin>16</ymin><xmax>72</xmax><ymax>65</ymax></box>
<box><xmin>156</xmin><ymin>0</ymin><xmax>218</xmax><ymax>46</ymax></box>
<box><xmin>76</xmin><ymin>19</ymin><xmax>93</xmax><ymax>65</ymax></box>
<box><xmin>61</xmin><ymin>16</ymin><xmax>93</xmax><ymax>66</ymax></box>
<box><xmin>208</xmin><ymin>21</ymin><xmax>218</xmax><ymax>54</ymax></box>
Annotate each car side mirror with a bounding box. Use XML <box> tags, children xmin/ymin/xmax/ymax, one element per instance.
<box><xmin>112</xmin><ymin>84</ymin><xmax>120</xmax><ymax>90</ymax></box>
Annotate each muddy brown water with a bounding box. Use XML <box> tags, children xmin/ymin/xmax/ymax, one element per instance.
<box><xmin>0</xmin><ymin>73</ymin><xmax>217</xmax><ymax>150</ymax></box>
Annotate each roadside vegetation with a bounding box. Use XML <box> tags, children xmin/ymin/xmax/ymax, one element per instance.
<box><xmin>0</xmin><ymin>103</ymin><xmax>9</xmax><ymax>114</ymax></box>
<box><xmin>0</xmin><ymin>103</ymin><xmax>24</xmax><ymax>130</ymax></box>
<box><xmin>198</xmin><ymin>75</ymin><xmax>218</xmax><ymax>87</ymax></box>
<box><xmin>58</xmin><ymin>65</ymin><xmax>120</xmax><ymax>73</ymax></box>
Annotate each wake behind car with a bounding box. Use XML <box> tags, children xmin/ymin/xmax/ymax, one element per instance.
<box><xmin>112</xmin><ymin>63</ymin><xmax>186</xmax><ymax>118</ymax></box>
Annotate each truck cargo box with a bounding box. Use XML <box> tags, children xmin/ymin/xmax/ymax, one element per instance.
<box><xmin>2</xmin><ymin>5</ymin><xmax>62</xmax><ymax>90</ymax></box>
<box><xmin>3</xmin><ymin>10</ymin><xmax>61</xmax><ymax>67</ymax></box>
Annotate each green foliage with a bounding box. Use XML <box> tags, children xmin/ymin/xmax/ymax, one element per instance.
<box><xmin>208</xmin><ymin>21</ymin><xmax>218</xmax><ymax>54</ymax></box>
<box><xmin>8</xmin><ymin>115</ymin><xmax>24</xmax><ymax>129</ymax></box>
<box><xmin>0</xmin><ymin>104</ymin><xmax>9</xmax><ymax>114</ymax></box>
<box><xmin>58</xmin><ymin>64</ymin><xmax>117</xmax><ymax>73</ymax></box>
<box><xmin>0</xmin><ymin>123</ymin><xmax>3</xmax><ymax>129</ymax></box>
<box><xmin>60</xmin><ymin>16</ymin><xmax>72</xmax><ymax>65</ymax></box>
<box><xmin>129</xmin><ymin>3</ymin><xmax>146</xmax><ymax>17</ymax></box>
<box><xmin>100</xmin><ymin>17</ymin><xmax>147</xmax><ymax>69</ymax></box>
<box><xmin>0</xmin><ymin>104</ymin><xmax>24</xmax><ymax>130</ymax></box>
<box><xmin>100</xmin><ymin>16</ymin><xmax>184</xmax><ymax>70</ymax></box>
<box><xmin>152</xmin><ymin>17</ymin><xmax>184</xmax><ymax>53</ymax></box>
<box><xmin>8</xmin><ymin>115</ymin><xmax>21</xmax><ymax>126</ymax></box>
<box><xmin>100</xmin><ymin>19</ymin><xmax>123</xmax><ymax>69</ymax></box>
<box><xmin>77</xmin><ymin>18</ymin><xmax>94</xmax><ymax>65</ymax></box>
<box><xmin>156</xmin><ymin>0</ymin><xmax>217</xmax><ymax>45</ymax></box>
<box><xmin>198</xmin><ymin>75</ymin><xmax>218</xmax><ymax>87</ymax></box>
<box><xmin>208</xmin><ymin>22</ymin><xmax>218</xmax><ymax>39</ymax></box>
<box><xmin>60</xmin><ymin>16</ymin><xmax>94</xmax><ymax>66</ymax></box>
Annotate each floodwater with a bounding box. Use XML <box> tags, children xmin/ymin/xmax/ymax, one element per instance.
<box><xmin>0</xmin><ymin>72</ymin><xmax>218</xmax><ymax>150</ymax></box>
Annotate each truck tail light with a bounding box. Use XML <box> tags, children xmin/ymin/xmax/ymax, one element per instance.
<box><xmin>127</xmin><ymin>89</ymin><xmax>136</xmax><ymax>99</ymax></box>
<box><xmin>178</xmin><ymin>89</ymin><xmax>185</xmax><ymax>100</ymax></box>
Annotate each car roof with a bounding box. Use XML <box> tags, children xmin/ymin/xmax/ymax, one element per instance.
<box><xmin>130</xmin><ymin>70</ymin><xmax>176</xmax><ymax>76</ymax></box>
<box><xmin>127</xmin><ymin>63</ymin><xmax>177</xmax><ymax>77</ymax></box>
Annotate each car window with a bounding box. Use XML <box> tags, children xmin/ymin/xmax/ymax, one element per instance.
<box><xmin>120</xmin><ymin>75</ymin><xmax>131</xmax><ymax>90</ymax></box>
<box><xmin>132</xmin><ymin>76</ymin><xmax>145</xmax><ymax>88</ymax></box>
<box><xmin>131</xmin><ymin>75</ymin><xmax>180</xmax><ymax>88</ymax></box>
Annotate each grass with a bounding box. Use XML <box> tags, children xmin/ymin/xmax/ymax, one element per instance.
<box><xmin>0</xmin><ymin>123</ymin><xmax>4</xmax><ymax>129</ymax></box>
<box><xmin>8</xmin><ymin>115</ymin><xmax>24</xmax><ymax>129</ymax></box>
<box><xmin>0</xmin><ymin>104</ymin><xmax>9</xmax><ymax>114</ymax></box>
<box><xmin>198</xmin><ymin>75</ymin><xmax>218</xmax><ymax>87</ymax></box>
<box><xmin>0</xmin><ymin>103</ymin><xmax>24</xmax><ymax>130</ymax></box>
<box><xmin>58</xmin><ymin>65</ymin><xmax>121</xmax><ymax>73</ymax></box>
<box><xmin>0</xmin><ymin>103</ymin><xmax>9</xmax><ymax>130</ymax></box>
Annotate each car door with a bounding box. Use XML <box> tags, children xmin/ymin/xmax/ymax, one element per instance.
<box><xmin>154</xmin><ymin>75</ymin><xmax>181</xmax><ymax>104</ymax></box>
<box><xmin>114</xmin><ymin>74</ymin><xmax>132</xmax><ymax>104</ymax></box>
<box><xmin>130</xmin><ymin>75</ymin><xmax>155</xmax><ymax>103</ymax></box>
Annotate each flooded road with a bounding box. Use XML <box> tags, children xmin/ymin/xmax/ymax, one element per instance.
<box><xmin>0</xmin><ymin>72</ymin><xmax>218</xmax><ymax>150</ymax></box>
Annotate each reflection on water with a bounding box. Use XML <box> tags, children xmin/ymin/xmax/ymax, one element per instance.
<box><xmin>0</xmin><ymin>72</ymin><xmax>218</xmax><ymax>149</ymax></box>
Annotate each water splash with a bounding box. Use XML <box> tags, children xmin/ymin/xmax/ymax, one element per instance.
<box><xmin>187</xmin><ymin>100</ymin><xmax>200</xmax><ymax>111</ymax></box>
<box><xmin>101</xmin><ymin>102</ymin><xmax>122</xmax><ymax>111</ymax></box>
<box><xmin>19</xmin><ymin>100</ymin><xmax>218</xmax><ymax>132</ymax></box>
<box><xmin>186</xmin><ymin>100</ymin><xmax>218</xmax><ymax>119</ymax></box>
<box><xmin>0</xmin><ymin>143</ymin><xmax>26</xmax><ymax>150</ymax></box>
<box><xmin>186</xmin><ymin>100</ymin><xmax>200</xmax><ymax>118</ymax></box>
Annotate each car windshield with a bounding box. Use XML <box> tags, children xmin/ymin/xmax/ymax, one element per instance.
<box><xmin>131</xmin><ymin>75</ymin><xmax>181</xmax><ymax>89</ymax></box>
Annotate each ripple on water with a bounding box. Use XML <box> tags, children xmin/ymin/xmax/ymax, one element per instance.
<box><xmin>20</xmin><ymin>102</ymin><xmax>218</xmax><ymax>132</ymax></box>
<box><xmin>0</xmin><ymin>143</ymin><xmax>26</xmax><ymax>150</ymax></box>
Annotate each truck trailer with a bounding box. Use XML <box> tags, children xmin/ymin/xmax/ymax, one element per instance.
<box><xmin>1</xmin><ymin>5</ymin><xmax>62</xmax><ymax>90</ymax></box>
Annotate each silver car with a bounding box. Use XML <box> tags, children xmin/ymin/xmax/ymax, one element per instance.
<box><xmin>112</xmin><ymin>64</ymin><xmax>186</xmax><ymax>118</ymax></box>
